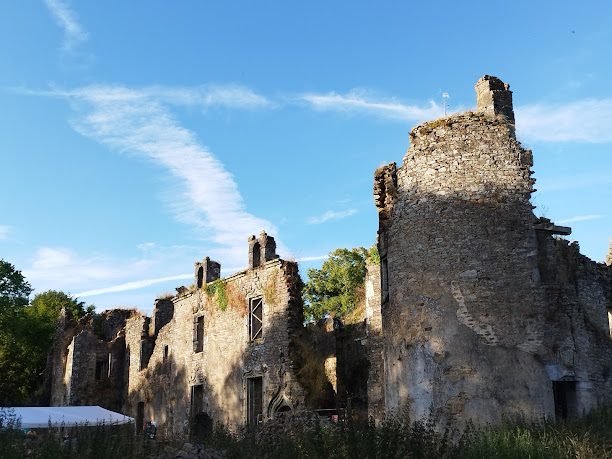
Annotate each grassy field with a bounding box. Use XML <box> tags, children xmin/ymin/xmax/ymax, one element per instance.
<box><xmin>2</xmin><ymin>406</ymin><xmax>611</xmax><ymax>458</ymax></box>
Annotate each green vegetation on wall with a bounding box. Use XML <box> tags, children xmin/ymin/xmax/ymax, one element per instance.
<box><xmin>205</xmin><ymin>279</ymin><xmax>228</xmax><ymax>312</ymax></box>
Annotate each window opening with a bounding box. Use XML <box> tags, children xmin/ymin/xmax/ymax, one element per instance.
<box><xmin>194</xmin><ymin>316</ymin><xmax>204</xmax><ymax>353</ymax></box>
<box><xmin>247</xmin><ymin>376</ymin><xmax>263</xmax><ymax>426</ymax></box>
<box><xmin>381</xmin><ymin>255</ymin><xmax>389</xmax><ymax>306</ymax></box>
<box><xmin>249</xmin><ymin>297</ymin><xmax>263</xmax><ymax>341</ymax></box>
<box><xmin>163</xmin><ymin>345</ymin><xmax>169</xmax><ymax>361</ymax></box>
<box><xmin>252</xmin><ymin>242</ymin><xmax>261</xmax><ymax>268</ymax></box>
<box><xmin>95</xmin><ymin>359</ymin><xmax>107</xmax><ymax>381</ymax></box>
<box><xmin>139</xmin><ymin>341</ymin><xmax>150</xmax><ymax>370</ymax></box>
<box><xmin>197</xmin><ymin>266</ymin><xmax>204</xmax><ymax>289</ymax></box>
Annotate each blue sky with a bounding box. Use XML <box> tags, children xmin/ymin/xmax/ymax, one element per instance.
<box><xmin>1</xmin><ymin>1</ymin><xmax>611</xmax><ymax>312</ymax></box>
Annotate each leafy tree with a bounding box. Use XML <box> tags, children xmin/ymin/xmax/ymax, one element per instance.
<box><xmin>0</xmin><ymin>260</ymin><xmax>34</xmax><ymax>405</ymax></box>
<box><xmin>0</xmin><ymin>261</ymin><xmax>93</xmax><ymax>405</ymax></box>
<box><xmin>29</xmin><ymin>290</ymin><xmax>93</xmax><ymax>324</ymax></box>
<box><xmin>303</xmin><ymin>247</ymin><xmax>370</xmax><ymax>321</ymax></box>
<box><xmin>0</xmin><ymin>259</ymin><xmax>32</xmax><ymax>322</ymax></box>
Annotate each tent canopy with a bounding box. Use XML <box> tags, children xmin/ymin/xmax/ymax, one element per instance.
<box><xmin>4</xmin><ymin>406</ymin><xmax>134</xmax><ymax>429</ymax></box>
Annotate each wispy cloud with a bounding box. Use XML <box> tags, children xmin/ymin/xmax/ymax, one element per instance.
<box><xmin>23</xmin><ymin>247</ymin><xmax>152</xmax><ymax>293</ymax></box>
<box><xmin>43</xmin><ymin>0</ymin><xmax>88</xmax><ymax>52</ymax></box>
<box><xmin>0</xmin><ymin>225</ymin><xmax>9</xmax><ymax>240</ymax></box>
<box><xmin>74</xmin><ymin>274</ymin><xmax>193</xmax><ymax>297</ymax></box>
<box><xmin>75</xmin><ymin>254</ymin><xmax>329</xmax><ymax>298</ymax></box>
<box><xmin>516</xmin><ymin>99</ymin><xmax>612</xmax><ymax>143</ymax></box>
<box><xmin>557</xmin><ymin>214</ymin><xmax>604</xmax><ymax>224</ymax></box>
<box><xmin>295</xmin><ymin>255</ymin><xmax>328</xmax><ymax>262</ymax></box>
<box><xmin>534</xmin><ymin>173</ymin><xmax>612</xmax><ymax>193</ymax></box>
<box><xmin>307</xmin><ymin>209</ymin><xmax>357</xmax><ymax>225</ymax></box>
<box><xmin>300</xmin><ymin>90</ymin><xmax>446</xmax><ymax>122</ymax></box>
<box><xmin>29</xmin><ymin>83</ymin><xmax>275</xmax><ymax>265</ymax></box>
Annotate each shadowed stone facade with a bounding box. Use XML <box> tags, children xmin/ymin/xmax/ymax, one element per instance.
<box><xmin>374</xmin><ymin>75</ymin><xmax>612</xmax><ymax>426</ymax></box>
<box><xmin>48</xmin><ymin>232</ymin><xmax>382</xmax><ymax>437</ymax></box>
<box><xmin>48</xmin><ymin>75</ymin><xmax>611</xmax><ymax>435</ymax></box>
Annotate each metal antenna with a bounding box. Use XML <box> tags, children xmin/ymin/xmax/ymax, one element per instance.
<box><xmin>442</xmin><ymin>92</ymin><xmax>449</xmax><ymax>116</ymax></box>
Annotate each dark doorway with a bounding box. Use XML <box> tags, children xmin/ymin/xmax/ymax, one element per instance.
<box><xmin>553</xmin><ymin>380</ymin><xmax>577</xmax><ymax>419</ymax></box>
<box><xmin>192</xmin><ymin>412</ymin><xmax>213</xmax><ymax>439</ymax></box>
<box><xmin>247</xmin><ymin>376</ymin><xmax>263</xmax><ymax>426</ymax></box>
<box><xmin>191</xmin><ymin>384</ymin><xmax>204</xmax><ymax>417</ymax></box>
<box><xmin>136</xmin><ymin>402</ymin><xmax>145</xmax><ymax>433</ymax></box>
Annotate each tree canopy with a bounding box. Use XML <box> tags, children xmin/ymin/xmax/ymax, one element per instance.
<box><xmin>0</xmin><ymin>260</ymin><xmax>92</xmax><ymax>405</ymax></box>
<box><xmin>303</xmin><ymin>246</ymin><xmax>378</xmax><ymax>321</ymax></box>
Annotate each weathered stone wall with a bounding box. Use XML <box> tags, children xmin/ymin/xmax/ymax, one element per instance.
<box><xmin>365</xmin><ymin>262</ymin><xmax>385</xmax><ymax>424</ymax></box>
<box><xmin>375</xmin><ymin>75</ymin><xmax>612</xmax><ymax>426</ymax></box>
<box><xmin>49</xmin><ymin>309</ymin><xmax>134</xmax><ymax>409</ymax></box>
<box><xmin>124</xmin><ymin>233</ymin><xmax>308</xmax><ymax>437</ymax></box>
<box><xmin>536</xmin><ymin>234</ymin><xmax>612</xmax><ymax>412</ymax></box>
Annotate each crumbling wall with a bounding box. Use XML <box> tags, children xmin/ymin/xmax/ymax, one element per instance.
<box><xmin>376</xmin><ymin>76</ymin><xmax>553</xmax><ymax>426</ymax></box>
<box><xmin>124</xmin><ymin>232</ymin><xmax>309</xmax><ymax>437</ymax></box>
<box><xmin>375</xmin><ymin>75</ymin><xmax>612</xmax><ymax>427</ymax></box>
<box><xmin>49</xmin><ymin>309</ymin><xmax>135</xmax><ymax>410</ymax></box>
<box><xmin>365</xmin><ymin>262</ymin><xmax>385</xmax><ymax>424</ymax></box>
<box><xmin>536</xmin><ymin>234</ymin><xmax>612</xmax><ymax>413</ymax></box>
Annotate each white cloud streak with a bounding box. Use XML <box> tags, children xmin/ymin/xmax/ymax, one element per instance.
<box><xmin>23</xmin><ymin>247</ymin><xmax>154</xmax><ymax>294</ymax></box>
<box><xmin>557</xmin><ymin>214</ymin><xmax>604</xmax><ymax>224</ymax></box>
<box><xmin>300</xmin><ymin>89</ymin><xmax>612</xmax><ymax>144</ymax></box>
<box><xmin>43</xmin><ymin>0</ymin><xmax>88</xmax><ymax>51</ymax></box>
<box><xmin>516</xmin><ymin>99</ymin><xmax>612</xmax><ymax>143</ymax></box>
<box><xmin>74</xmin><ymin>255</ymin><xmax>329</xmax><ymax>298</ymax></box>
<box><xmin>300</xmin><ymin>90</ymin><xmax>445</xmax><ymax>122</ymax></box>
<box><xmin>74</xmin><ymin>274</ymin><xmax>193</xmax><ymax>297</ymax></box>
<box><xmin>35</xmin><ymin>84</ymin><xmax>275</xmax><ymax>266</ymax></box>
<box><xmin>307</xmin><ymin>209</ymin><xmax>357</xmax><ymax>225</ymax></box>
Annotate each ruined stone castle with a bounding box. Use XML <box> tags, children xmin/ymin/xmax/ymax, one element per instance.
<box><xmin>47</xmin><ymin>76</ymin><xmax>612</xmax><ymax>436</ymax></box>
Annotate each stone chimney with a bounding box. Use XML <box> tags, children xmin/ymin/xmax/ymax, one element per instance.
<box><xmin>259</xmin><ymin>231</ymin><xmax>278</xmax><ymax>263</ymax></box>
<box><xmin>606</xmin><ymin>238</ymin><xmax>612</xmax><ymax>266</ymax></box>
<box><xmin>475</xmin><ymin>75</ymin><xmax>515</xmax><ymax>124</ymax></box>
<box><xmin>195</xmin><ymin>256</ymin><xmax>221</xmax><ymax>288</ymax></box>
<box><xmin>248</xmin><ymin>231</ymin><xmax>278</xmax><ymax>269</ymax></box>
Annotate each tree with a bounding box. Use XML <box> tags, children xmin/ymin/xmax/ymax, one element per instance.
<box><xmin>29</xmin><ymin>290</ymin><xmax>93</xmax><ymax>324</ymax></box>
<box><xmin>0</xmin><ymin>261</ymin><xmax>93</xmax><ymax>405</ymax></box>
<box><xmin>0</xmin><ymin>259</ymin><xmax>32</xmax><ymax>322</ymax></box>
<box><xmin>0</xmin><ymin>260</ymin><xmax>33</xmax><ymax>405</ymax></box>
<box><xmin>303</xmin><ymin>247</ymin><xmax>371</xmax><ymax>321</ymax></box>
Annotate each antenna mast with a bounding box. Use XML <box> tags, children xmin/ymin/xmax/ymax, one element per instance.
<box><xmin>442</xmin><ymin>92</ymin><xmax>449</xmax><ymax>116</ymax></box>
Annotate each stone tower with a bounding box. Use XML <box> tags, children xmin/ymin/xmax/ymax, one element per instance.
<box><xmin>375</xmin><ymin>76</ymin><xmax>557</xmax><ymax>426</ymax></box>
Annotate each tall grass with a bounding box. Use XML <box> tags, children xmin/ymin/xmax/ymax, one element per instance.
<box><xmin>0</xmin><ymin>408</ymin><xmax>156</xmax><ymax>459</ymax></box>
<box><xmin>3</xmin><ymin>405</ymin><xmax>612</xmax><ymax>458</ymax></box>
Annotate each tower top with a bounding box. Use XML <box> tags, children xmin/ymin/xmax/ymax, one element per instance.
<box><xmin>475</xmin><ymin>75</ymin><xmax>515</xmax><ymax>124</ymax></box>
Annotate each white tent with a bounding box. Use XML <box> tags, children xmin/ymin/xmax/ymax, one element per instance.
<box><xmin>6</xmin><ymin>406</ymin><xmax>134</xmax><ymax>429</ymax></box>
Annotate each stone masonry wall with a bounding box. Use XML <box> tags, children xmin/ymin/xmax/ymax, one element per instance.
<box><xmin>375</xmin><ymin>75</ymin><xmax>612</xmax><ymax>427</ymax></box>
<box><xmin>124</xmin><ymin>240</ymin><xmax>307</xmax><ymax>437</ymax></box>
<box><xmin>376</xmin><ymin>76</ymin><xmax>555</xmax><ymax>426</ymax></box>
<box><xmin>365</xmin><ymin>262</ymin><xmax>385</xmax><ymax>424</ymax></box>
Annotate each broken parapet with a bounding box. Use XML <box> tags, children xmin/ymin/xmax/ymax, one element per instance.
<box><xmin>534</xmin><ymin>217</ymin><xmax>572</xmax><ymax>236</ymax></box>
<box><xmin>373</xmin><ymin>163</ymin><xmax>397</xmax><ymax>222</ymax></box>
<box><xmin>248</xmin><ymin>231</ymin><xmax>279</xmax><ymax>269</ymax></box>
<box><xmin>475</xmin><ymin>75</ymin><xmax>515</xmax><ymax>124</ymax></box>
<box><xmin>195</xmin><ymin>257</ymin><xmax>221</xmax><ymax>288</ymax></box>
